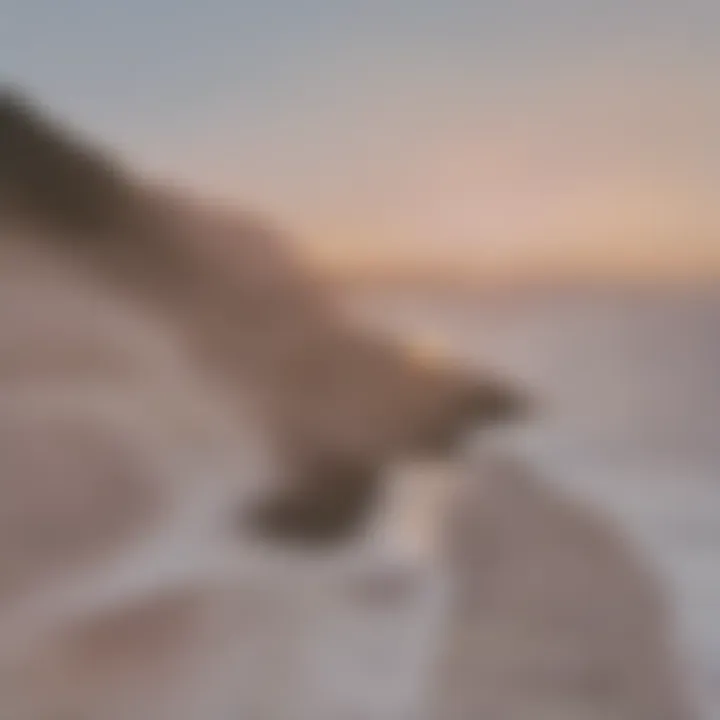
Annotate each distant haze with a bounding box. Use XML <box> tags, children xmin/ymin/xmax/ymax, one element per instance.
<box><xmin>3</xmin><ymin>1</ymin><xmax>719</xmax><ymax>283</ymax></box>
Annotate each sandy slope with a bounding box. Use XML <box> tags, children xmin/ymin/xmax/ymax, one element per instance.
<box><xmin>433</xmin><ymin>452</ymin><xmax>693</xmax><ymax>719</ymax></box>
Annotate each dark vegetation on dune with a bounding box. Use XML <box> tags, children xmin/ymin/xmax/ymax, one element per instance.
<box><xmin>0</xmin><ymin>84</ymin><xmax>526</xmax><ymax>541</ymax></box>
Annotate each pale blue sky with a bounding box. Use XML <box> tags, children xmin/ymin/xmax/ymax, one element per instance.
<box><xmin>2</xmin><ymin>1</ymin><xmax>719</xmax><ymax>278</ymax></box>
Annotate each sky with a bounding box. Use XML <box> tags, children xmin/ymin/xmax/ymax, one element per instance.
<box><xmin>2</xmin><ymin>0</ymin><xmax>719</xmax><ymax>282</ymax></box>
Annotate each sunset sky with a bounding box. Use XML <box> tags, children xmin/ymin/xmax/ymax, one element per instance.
<box><xmin>2</xmin><ymin>0</ymin><xmax>719</xmax><ymax>282</ymax></box>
